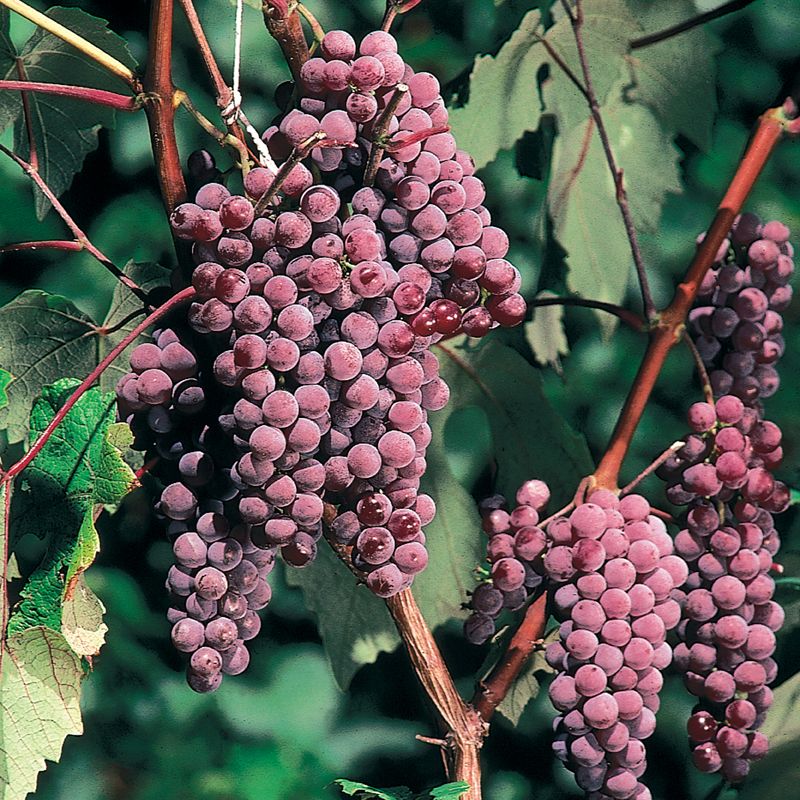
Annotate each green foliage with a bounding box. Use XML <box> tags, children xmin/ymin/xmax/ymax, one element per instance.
<box><xmin>335</xmin><ymin>779</ymin><xmax>469</xmax><ymax>800</ymax></box>
<box><xmin>0</xmin><ymin>627</ymin><xmax>84</xmax><ymax>800</ymax></box>
<box><xmin>0</xmin><ymin>7</ymin><xmax>137</xmax><ymax>219</ymax></box>
<box><xmin>284</xmin><ymin>544</ymin><xmax>401</xmax><ymax>690</ymax></box>
<box><xmin>9</xmin><ymin>378</ymin><xmax>135</xmax><ymax>634</ymax></box>
<box><xmin>0</xmin><ymin>263</ymin><xmax>168</xmax><ymax>446</ymax></box>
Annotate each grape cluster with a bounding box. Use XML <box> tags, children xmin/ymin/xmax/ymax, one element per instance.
<box><xmin>117</xmin><ymin>329</ymin><xmax>274</xmax><ymax>692</ymax></box>
<box><xmin>658</xmin><ymin>396</ymin><xmax>786</xmax><ymax>780</ymax></box>
<box><xmin>118</xmin><ymin>26</ymin><xmax>528</xmax><ymax>689</ymax></box>
<box><xmin>690</xmin><ymin>213</ymin><xmax>793</xmax><ymax>404</ymax></box>
<box><xmin>464</xmin><ymin>479</ymin><xmax>552</xmax><ymax>644</ymax></box>
<box><xmin>542</xmin><ymin>492</ymin><xmax>682</xmax><ymax>800</ymax></box>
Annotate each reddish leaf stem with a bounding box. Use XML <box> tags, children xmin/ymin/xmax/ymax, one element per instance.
<box><xmin>0</xmin><ymin>239</ymin><xmax>83</xmax><ymax>254</ymax></box>
<box><xmin>593</xmin><ymin>108</ymin><xmax>786</xmax><ymax>491</ymax></box>
<box><xmin>176</xmin><ymin>0</ymin><xmax>247</xmax><ymax>147</ymax></box>
<box><xmin>143</xmin><ymin>0</ymin><xmax>187</xmax><ymax>215</ymax></box>
<box><xmin>0</xmin><ymin>79</ymin><xmax>139</xmax><ymax>111</ymax></box>
<box><xmin>530</xmin><ymin>296</ymin><xmax>645</xmax><ymax>331</ymax></box>
<box><xmin>0</xmin><ymin>143</ymin><xmax>147</xmax><ymax>303</ymax></box>
<box><xmin>472</xmin><ymin>592</ymin><xmax>548</xmax><ymax>720</ymax></box>
<box><xmin>568</xmin><ymin>0</ymin><xmax>655</xmax><ymax>320</ymax></box>
<box><xmin>1</xmin><ymin>287</ymin><xmax>196</xmax><ymax>483</ymax></box>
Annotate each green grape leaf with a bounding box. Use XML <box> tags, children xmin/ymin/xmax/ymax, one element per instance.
<box><xmin>737</xmin><ymin>669</ymin><xmax>800</xmax><ymax>800</ymax></box>
<box><xmin>435</xmin><ymin>337</ymin><xmax>593</xmax><ymax>506</ymax></box>
<box><xmin>0</xmin><ymin>263</ymin><xmax>166</xmax><ymax>446</ymax></box>
<box><xmin>428</xmin><ymin>782</ymin><xmax>470</xmax><ymax>799</ymax></box>
<box><xmin>411</xmin><ymin>406</ymin><xmax>484</xmax><ymax>625</ymax></box>
<box><xmin>8</xmin><ymin>378</ymin><xmax>135</xmax><ymax>636</ymax></box>
<box><xmin>525</xmin><ymin>292</ymin><xmax>570</xmax><ymax>369</ymax></box>
<box><xmin>0</xmin><ymin>368</ymin><xmax>11</xmax><ymax>410</ymax></box>
<box><xmin>548</xmin><ymin>102</ymin><xmax>681</xmax><ymax>329</ymax></box>
<box><xmin>284</xmin><ymin>544</ymin><xmax>401</xmax><ymax>690</ymax></box>
<box><xmin>60</xmin><ymin>574</ymin><xmax>108</xmax><ymax>657</ymax></box>
<box><xmin>447</xmin><ymin>10</ymin><xmax>546</xmax><ymax>170</ymax></box>
<box><xmin>543</xmin><ymin>0</ymin><xmax>642</xmax><ymax>133</ymax></box>
<box><xmin>623</xmin><ymin>0</ymin><xmax>720</xmax><ymax>151</ymax></box>
<box><xmin>335</xmin><ymin>780</ymin><xmax>414</xmax><ymax>800</ymax></box>
<box><xmin>0</xmin><ymin>290</ymin><xmax>97</xmax><ymax>445</ymax></box>
<box><xmin>0</xmin><ymin>7</ymin><xmax>137</xmax><ymax>219</ymax></box>
<box><xmin>0</xmin><ymin>627</ymin><xmax>85</xmax><ymax>800</ymax></box>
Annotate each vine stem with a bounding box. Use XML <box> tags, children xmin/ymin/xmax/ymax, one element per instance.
<box><xmin>0</xmin><ymin>143</ymin><xmax>147</xmax><ymax>303</ymax></box>
<box><xmin>593</xmin><ymin>106</ymin><xmax>787</xmax><ymax>491</ymax></box>
<box><xmin>0</xmin><ymin>80</ymin><xmax>139</xmax><ymax>110</ymax></box>
<box><xmin>630</xmin><ymin>0</ymin><xmax>757</xmax><ymax>50</ymax></box>
<box><xmin>472</xmin><ymin>593</ymin><xmax>548</xmax><ymax>720</ymax></box>
<box><xmin>619</xmin><ymin>441</ymin><xmax>685</xmax><ymax>496</ymax></box>
<box><xmin>262</xmin><ymin>1</ymin><xmax>309</xmax><ymax>86</ymax></box>
<box><xmin>143</xmin><ymin>0</ymin><xmax>187</xmax><ymax>216</ymax></box>
<box><xmin>530</xmin><ymin>296</ymin><xmax>645</xmax><ymax>331</ymax></box>
<box><xmin>0</xmin><ymin>0</ymin><xmax>138</xmax><ymax>89</ymax></box>
<box><xmin>384</xmin><ymin>590</ymin><xmax>484</xmax><ymax>800</ymax></box>
<box><xmin>568</xmin><ymin>0</ymin><xmax>655</xmax><ymax>320</ymax></box>
<box><xmin>682</xmin><ymin>330</ymin><xmax>715</xmax><ymax>405</ymax></box>
<box><xmin>363</xmin><ymin>84</ymin><xmax>409</xmax><ymax>187</ymax></box>
<box><xmin>0</xmin><ymin>287</ymin><xmax>196</xmax><ymax>483</ymax></box>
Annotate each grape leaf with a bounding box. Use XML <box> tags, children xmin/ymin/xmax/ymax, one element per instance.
<box><xmin>0</xmin><ymin>627</ymin><xmax>84</xmax><ymax>800</ymax></box>
<box><xmin>0</xmin><ymin>7</ymin><xmax>137</xmax><ymax>219</ymax></box>
<box><xmin>0</xmin><ymin>8</ymin><xmax>12</xmax><ymax>79</ymax></box>
<box><xmin>0</xmin><ymin>262</ymin><xmax>166</xmax><ymax>446</ymax></box>
<box><xmin>543</xmin><ymin>0</ymin><xmax>642</xmax><ymax>133</ymax></box>
<box><xmin>411</xmin><ymin>406</ymin><xmax>484</xmax><ymax>625</ymax></box>
<box><xmin>548</xmin><ymin>101</ymin><xmax>681</xmax><ymax>328</ymax></box>
<box><xmin>284</xmin><ymin>544</ymin><xmax>401</xmax><ymax>690</ymax></box>
<box><xmin>0</xmin><ymin>290</ymin><xmax>97</xmax><ymax>445</ymax></box>
<box><xmin>61</xmin><ymin>574</ymin><xmax>107</xmax><ymax>657</ymax></box>
<box><xmin>447</xmin><ymin>10</ymin><xmax>546</xmax><ymax>170</ymax></box>
<box><xmin>335</xmin><ymin>780</ymin><xmax>414</xmax><ymax>800</ymax></box>
<box><xmin>0</xmin><ymin>368</ymin><xmax>11</xmax><ymax>410</ymax></box>
<box><xmin>623</xmin><ymin>0</ymin><xmax>720</xmax><ymax>150</ymax></box>
<box><xmin>428</xmin><ymin>782</ymin><xmax>470</xmax><ymax>799</ymax></box>
<box><xmin>434</xmin><ymin>337</ymin><xmax>593</xmax><ymax>506</ymax></box>
<box><xmin>8</xmin><ymin>378</ymin><xmax>135</xmax><ymax>636</ymax></box>
<box><xmin>737</xmin><ymin>669</ymin><xmax>800</xmax><ymax>800</ymax></box>
<box><xmin>525</xmin><ymin>292</ymin><xmax>569</xmax><ymax>369</ymax></box>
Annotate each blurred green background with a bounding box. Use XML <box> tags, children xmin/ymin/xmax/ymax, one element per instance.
<box><xmin>2</xmin><ymin>1</ymin><xmax>800</xmax><ymax>799</ymax></box>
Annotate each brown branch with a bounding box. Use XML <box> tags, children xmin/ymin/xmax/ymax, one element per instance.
<box><xmin>262</xmin><ymin>1</ymin><xmax>309</xmax><ymax>86</ymax></box>
<box><xmin>682</xmin><ymin>329</ymin><xmax>715</xmax><ymax>404</ymax></box>
<box><xmin>472</xmin><ymin>593</ymin><xmax>548</xmax><ymax>720</ymax></box>
<box><xmin>592</xmin><ymin>106</ymin><xmax>787</xmax><ymax>491</ymax></box>
<box><xmin>296</xmin><ymin>3</ymin><xmax>324</xmax><ymax>47</ymax></box>
<box><xmin>0</xmin><ymin>143</ymin><xmax>147</xmax><ymax>302</ymax></box>
<box><xmin>530</xmin><ymin>296</ymin><xmax>646</xmax><ymax>331</ymax></box>
<box><xmin>321</xmin><ymin>520</ymin><xmax>482</xmax><ymax>798</ymax></box>
<box><xmin>143</xmin><ymin>0</ymin><xmax>187</xmax><ymax>216</ymax></box>
<box><xmin>1</xmin><ymin>287</ymin><xmax>196</xmax><ymax>483</ymax></box>
<box><xmin>568</xmin><ymin>0</ymin><xmax>655</xmax><ymax>319</ymax></box>
<box><xmin>385</xmin><ymin>590</ymin><xmax>484</xmax><ymax>800</ymax></box>
<box><xmin>630</xmin><ymin>0</ymin><xmax>757</xmax><ymax>50</ymax></box>
<box><xmin>0</xmin><ymin>79</ymin><xmax>140</xmax><ymax>111</ymax></box>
